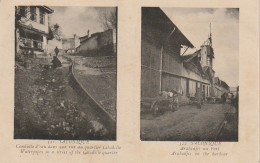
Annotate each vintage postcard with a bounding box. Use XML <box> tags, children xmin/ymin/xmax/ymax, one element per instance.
<box><xmin>140</xmin><ymin>7</ymin><xmax>239</xmax><ymax>142</ymax></box>
<box><xmin>0</xmin><ymin>0</ymin><xmax>259</xmax><ymax>163</ymax></box>
<box><xmin>14</xmin><ymin>6</ymin><xmax>117</xmax><ymax>141</ymax></box>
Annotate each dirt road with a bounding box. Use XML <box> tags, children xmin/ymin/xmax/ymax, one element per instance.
<box><xmin>141</xmin><ymin>103</ymin><xmax>238</xmax><ymax>141</ymax></box>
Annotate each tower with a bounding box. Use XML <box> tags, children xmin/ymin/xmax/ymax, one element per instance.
<box><xmin>200</xmin><ymin>23</ymin><xmax>214</xmax><ymax>68</ymax></box>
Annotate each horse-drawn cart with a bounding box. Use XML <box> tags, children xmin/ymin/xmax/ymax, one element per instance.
<box><xmin>141</xmin><ymin>90</ymin><xmax>181</xmax><ymax>115</ymax></box>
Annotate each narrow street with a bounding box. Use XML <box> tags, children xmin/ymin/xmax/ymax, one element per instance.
<box><xmin>14</xmin><ymin>55</ymin><xmax>116</xmax><ymax>140</ymax></box>
<box><xmin>141</xmin><ymin>103</ymin><xmax>238</xmax><ymax>141</ymax></box>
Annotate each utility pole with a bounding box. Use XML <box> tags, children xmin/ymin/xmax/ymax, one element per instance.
<box><xmin>159</xmin><ymin>27</ymin><xmax>176</xmax><ymax>93</ymax></box>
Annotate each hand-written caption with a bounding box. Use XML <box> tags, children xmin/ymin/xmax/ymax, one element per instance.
<box><xmin>171</xmin><ymin>142</ymin><xmax>228</xmax><ymax>157</ymax></box>
<box><xmin>16</xmin><ymin>141</ymin><xmax>121</xmax><ymax>156</ymax></box>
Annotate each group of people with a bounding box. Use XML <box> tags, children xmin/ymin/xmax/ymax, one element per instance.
<box><xmin>221</xmin><ymin>91</ymin><xmax>239</xmax><ymax>110</ymax></box>
<box><xmin>160</xmin><ymin>88</ymin><xmax>182</xmax><ymax>112</ymax></box>
<box><xmin>221</xmin><ymin>92</ymin><xmax>238</xmax><ymax>104</ymax></box>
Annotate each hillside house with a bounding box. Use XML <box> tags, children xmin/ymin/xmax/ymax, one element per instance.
<box><xmin>16</xmin><ymin>6</ymin><xmax>54</xmax><ymax>56</ymax></box>
<box><xmin>79</xmin><ymin>29</ymin><xmax>116</xmax><ymax>56</ymax></box>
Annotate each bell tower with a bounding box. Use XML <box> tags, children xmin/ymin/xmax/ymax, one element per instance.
<box><xmin>200</xmin><ymin>23</ymin><xmax>214</xmax><ymax>68</ymax></box>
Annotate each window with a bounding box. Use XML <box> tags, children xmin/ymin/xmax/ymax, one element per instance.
<box><xmin>19</xmin><ymin>6</ymin><xmax>27</xmax><ymax>18</ymax></box>
<box><xmin>33</xmin><ymin>40</ymin><xmax>42</xmax><ymax>49</ymax></box>
<box><xmin>30</xmin><ymin>6</ymin><xmax>37</xmax><ymax>22</ymax></box>
<box><xmin>207</xmin><ymin>57</ymin><xmax>211</xmax><ymax>66</ymax></box>
<box><xmin>40</xmin><ymin>10</ymin><xmax>45</xmax><ymax>24</ymax></box>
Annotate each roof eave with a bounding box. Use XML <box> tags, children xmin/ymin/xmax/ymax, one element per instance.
<box><xmin>159</xmin><ymin>8</ymin><xmax>194</xmax><ymax>48</ymax></box>
<box><xmin>41</xmin><ymin>6</ymin><xmax>54</xmax><ymax>14</ymax></box>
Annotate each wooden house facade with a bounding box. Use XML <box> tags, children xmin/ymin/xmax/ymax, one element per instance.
<box><xmin>141</xmin><ymin>7</ymin><xmax>216</xmax><ymax>104</ymax></box>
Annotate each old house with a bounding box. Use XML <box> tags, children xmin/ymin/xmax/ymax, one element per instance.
<box><xmin>182</xmin><ymin>42</ymin><xmax>216</xmax><ymax>100</ymax></box>
<box><xmin>181</xmin><ymin>49</ymin><xmax>213</xmax><ymax>102</ymax></box>
<box><xmin>79</xmin><ymin>29</ymin><xmax>116</xmax><ymax>56</ymax></box>
<box><xmin>15</xmin><ymin>6</ymin><xmax>54</xmax><ymax>56</ymax></box>
<box><xmin>141</xmin><ymin>7</ymin><xmax>217</xmax><ymax>104</ymax></box>
<box><xmin>142</xmin><ymin>7</ymin><xmax>194</xmax><ymax>103</ymax></box>
<box><xmin>214</xmin><ymin>77</ymin><xmax>230</xmax><ymax>98</ymax></box>
<box><xmin>62</xmin><ymin>34</ymin><xmax>80</xmax><ymax>53</ymax></box>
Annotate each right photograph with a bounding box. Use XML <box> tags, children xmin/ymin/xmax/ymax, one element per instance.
<box><xmin>140</xmin><ymin>7</ymin><xmax>239</xmax><ymax>141</ymax></box>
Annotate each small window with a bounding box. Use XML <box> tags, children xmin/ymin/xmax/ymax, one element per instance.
<box><xmin>207</xmin><ymin>57</ymin><xmax>211</xmax><ymax>66</ymax></box>
<box><xmin>30</xmin><ymin>6</ymin><xmax>37</xmax><ymax>22</ymax></box>
<box><xmin>40</xmin><ymin>10</ymin><xmax>45</xmax><ymax>24</ymax></box>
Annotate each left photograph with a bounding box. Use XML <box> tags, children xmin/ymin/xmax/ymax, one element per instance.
<box><xmin>14</xmin><ymin>6</ymin><xmax>117</xmax><ymax>140</ymax></box>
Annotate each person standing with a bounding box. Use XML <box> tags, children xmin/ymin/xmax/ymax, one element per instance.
<box><xmin>169</xmin><ymin>88</ymin><xmax>181</xmax><ymax>112</ymax></box>
<box><xmin>54</xmin><ymin>46</ymin><xmax>59</xmax><ymax>56</ymax></box>
<box><xmin>52</xmin><ymin>46</ymin><xmax>61</xmax><ymax>68</ymax></box>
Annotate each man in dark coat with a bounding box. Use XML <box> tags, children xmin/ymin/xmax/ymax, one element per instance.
<box><xmin>54</xmin><ymin>46</ymin><xmax>59</xmax><ymax>56</ymax></box>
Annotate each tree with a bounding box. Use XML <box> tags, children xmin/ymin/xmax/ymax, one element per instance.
<box><xmin>99</xmin><ymin>9</ymin><xmax>117</xmax><ymax>31</ymax></box>
<box><xmin>47</xmin><ymin>26</ymin><xmax>54</xmax><ymax>40</ymax></box>
<box><xmin>48</xmin><ymin>23</ymin><xmax>63</xmax><ymax>41</ymax></box>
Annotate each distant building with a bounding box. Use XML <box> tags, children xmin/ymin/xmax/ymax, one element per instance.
<box><xmin>79</xmin><ymin>29</ymin><xmax>116</xmax><ymax>56</ymax></box>
<box><xmin>214</xmin><ymin>77</ymin><xmax>230</xmax><ymax>98</ymax></box>
<box><xmin>16</xmin><ymin>6</ymin><xmax>54</xmax><ymax>56</ymax></box>
<box><xmin>62</xmin><ymin>34</ymin><xmax>80</xmax><ymax>53</ymax></box>
<box><xmin>230</xmin><ymin>87</ymin><xmax>238</xmax><ymax>96</ymax></box>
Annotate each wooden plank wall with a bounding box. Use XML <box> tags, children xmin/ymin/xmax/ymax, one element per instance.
<box><xmin>141</xmin><ymin>37</ymin><xmax>161</xmax><ymax>98</ymax></box>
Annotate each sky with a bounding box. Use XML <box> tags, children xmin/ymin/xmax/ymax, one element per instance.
<box><xmin>162</xmin><ymin>8</ymin><xmax>239</xmax><ymax>87</ymax></box>
<box><xmin>49</xmin><ymin>7</ymin><xmax>116</xmax><ymax>38</ymax></box>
